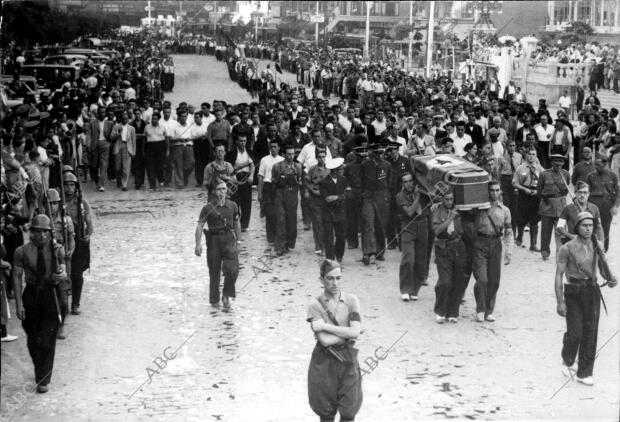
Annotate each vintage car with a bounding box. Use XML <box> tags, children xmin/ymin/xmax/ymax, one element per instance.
<box><xmin>410</xmin><ymin>154</ymin><xmax>491</xmax><ymax>210</ymax></box>
<box><xmin>20</xmin><ymin>65</ymin><xmax>80</xmax><ymax>90</ymax></box>
<box><xmin>43</xmin><ymin>54</ymin><xmax>88</xmax><ymax>67</ymax></box>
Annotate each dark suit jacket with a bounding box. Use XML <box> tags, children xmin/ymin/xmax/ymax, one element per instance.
<box><xmin>284</xmin><ymin>133</ymin><xmax>311</xmax><ymax>159</ymax></box>
<box><xmin>399</xmin><ymin>126</ymin><xmax>416</xmax><ymax>143</ymax></box>
<box><xmin>319</xmin><ymin>173</ymin><xmax>348</xmax><ymax>221</ymax></box>
<box><xmin>465</xmin><ymin>123</ymin><xmax>484</xmax><ymax>147</ymax></box>
<box><xmin>86</xmin><ymin>118</ymin><xmax>114</xmax><ymax>146</ymax></box>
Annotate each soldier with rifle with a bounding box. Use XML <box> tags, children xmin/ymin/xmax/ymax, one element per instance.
<box><xmin>555</xmin><ymin>211</ymin><xmax>617</xmax><ymax>386</ymax></box>
<box><xmin>45</xmin><ymin>188</ymin><xmax>75</xmax><ymax>339</ymax></box>
<box><xmin>12</xmin><ymin>214</ymin><xmax>67</xmax><ymax>393</ymax></box>
<box><xmin>62</xmin><ymin>167</ymin><xmax>93</xmax><ymax>316</ymax></box>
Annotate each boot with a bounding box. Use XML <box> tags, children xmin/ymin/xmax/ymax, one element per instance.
<box><xmin>57</xmin><ymin>324</ymin><xmax>67</xmax><ymax>340</ymax></box>
<box><xmin>529</xmin><ymin>225</ymin><xmax>540</xmax><ymax>252</ymax></box>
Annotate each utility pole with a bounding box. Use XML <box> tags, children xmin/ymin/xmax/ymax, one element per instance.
<box><xmin>426</xmin><ymin>1</ymin><xmax>435</xmax><ymax>78</ymax></box>
<box><xmin>213</xmin><ymin>1</ymin><xmax>217</xmax><ymax>35</ymax></box>
<box><xmin>315</xmin><ymin>1</ymin><xmax>319</xmax><ymax>46</ymax></box>
<box><xmin>407</xmin><ymin>1</ymin><xmax>413</xmax><ymax>71</ymax></box>
<box><xmin>364</xmin><ymin>1</ymin><xmax>371</xmax><ymax>59</ymax></box>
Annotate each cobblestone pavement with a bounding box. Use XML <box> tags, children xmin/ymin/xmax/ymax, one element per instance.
<box><xmin>1</xmin><ymin>54</ymin><xmax>618</xmax><ymax>422</ymax></box>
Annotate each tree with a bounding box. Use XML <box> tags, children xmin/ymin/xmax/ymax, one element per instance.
<box><xmin>563</xmin><ymin>21</ymin><xmax>594</xmax><ymax>43</ymax></box>
<box><xmin>1</xmin><ymin>1</ymin><xmax>119</xmax><ymax>49</ymax></box>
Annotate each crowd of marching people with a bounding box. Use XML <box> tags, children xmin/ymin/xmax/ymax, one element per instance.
<box><xmin>1</xmin><ymin>30</ymin><xmax>619</xmax><ymax>398</ymax></box>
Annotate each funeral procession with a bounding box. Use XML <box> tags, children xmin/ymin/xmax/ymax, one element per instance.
<box><xmin>1</xmin><ymin>0</ymin><xmax>619</xmax><ymax>421</ymax></box>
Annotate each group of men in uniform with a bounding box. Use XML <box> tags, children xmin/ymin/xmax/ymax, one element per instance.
<box><xmin>7</xmin><ymin>165</ymin><xmax>93</xmax><ymax>393</ymax></box>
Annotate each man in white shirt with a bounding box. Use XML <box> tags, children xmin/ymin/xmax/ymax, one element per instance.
<box><xmin>474</xmin><ymin>107</ymin><xmax>488</xmax><ymax>135</ymax></box>
<box><xmin>160</xmin><ymin>105</ymin><xmax>178</xmax><ymax>186</ymax></box>
<box><xmin>558</xmin><ymin>90</ymin><xmax>572</xmax><ymax>111</ymax></box>
<box><xmin>450</xmin><ymin>122</ymin><xmax>473</xmax><ymax>156</ymax></box>
<box><xmin>170</xmin><ymin>109</ymin><xmax>195</xmax><ymax>189</ymax></box>
<box><xmin>297</xmin><ymin>129</ymin><xmax>333</xmax><ymax>172</ymax></box>
<box><xmin>371</xmin><ymin>109</ymin><xmax>387</xmax><ymax>139</ymax></box>
<box><xmin>258</xmin><ymin>139</ymin><xmax>284</xmax><ymax>243</ymax></box>
<box><xmin>534</xmin><ymin>114</ymin><xmax>554</xmax><ymax>167</ymax></box>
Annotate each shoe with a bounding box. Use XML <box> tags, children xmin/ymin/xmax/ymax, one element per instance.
<box><xmin>210</xmin><ymin>302</ymin><xmax>220</xmax><ymax>308</ymax></box>
<box><xmin>562</xmin><ymin>362</ymin><xmax>576</xmax><ymax>378</ymax></box>
<box><xmin>304</xmin><ymin>225</ymin><xmax>311</xmax><ymax>231</ymax></box>
<box><xmin>435</xmin><ymin>314</ymin><xmax>446</xmax><ymax>324</ymax></box>
<box><xmin>476</xmin><ymin>312</ymin><xmax>485</xmax><ymax>322</ymax></box>
<box><xmin>37</xmin><ymin>384</ymin><xmax>49</xmax><ymax>394</ymax></box>
<box><xmin>447</xmin><ymin>317</ymin><xmax>458</xmax><ymax>323</ymax></box>
<box><xmin>376</xmin><ymin>254</ymin><xmax>385</xmax><ymax>261</ymax></box>
<box><xmin>222</xmin><ymin>296</ymin><xmax>231</xmax><ymax>310</ymax></box>
<box><xmin>542</xmin><ymin>255</ymin><xmax>549</xmax><ymax>261</ymax></box>
<box><xmin>409</xmin><ymin>295</ymin><xmax>418</xmax><ymax>301</ymax></box>
<box><xmin>485</xmin><ymin>314</ymin><xmax>496</xmax><ymax>322</ymax></box>
<box><xmin>57</xmin><ymin>325</ymin><xmax>67</xmax><ymax>340</ymax></box>
<box><xmin>369</xmin><ymin>255</ymin><xmax>376</xmax><ymax>264</ymax></box>
<box><xmin>576</xmin><ymin>376</ymin><xmax>594</xmax><ymax>386</ymax></box>
<box><xmin>150</xmin><ymin>188</ymin><xmax>156</xmax><ymax>192</ymax></box>
<box><xmin>98</xmin><ymin>187</ymin><xmax>105</xmax><ymax>192</ymax></box>
<box><xmin>71</xmin><ymin>306</ymin><xmax>80</xmax><ymax>315</ymax></box>
<box><xmin>1</xmin><ymin>334</ymin><xmax>18</xmax><ymax>342</ymax></box>
<box><xmin>315</xmin><ymin>250</ymin><xmax>323</xmax><ymax>256</ymax></box>
<box><xmin>336</xmin><ymin>257</ymin><xmax>343</xmax><ymax>263</ymax></box>
<box><xmin>348</xmin><ymin>244</ymin><xmax>358</xmax><ymax>249</ymax></box>
<box><xmin>195</xmin><ymin>183</ymin><xmax>202</xmax><ymax>188</ymax></box>
<box><xmin>388</xmin><ymin>244</ymin><xmax>396</xmax><ymax>250</ymax></box>
<box><xmin>515</xmin><ymin>239</ymin><xmax>522</xmax><ymax>247</ymax></box>
<box><xmin>422</xmin><ymin>279</ymin><xmax>429</xmax><ymax>286</ymax></box>
<box><xmin>241</xmin><ymin>227</ymin><xmax>247</xmax><ymax>232</ymax></box>
<box><xmin>401</xmin><ymin>293</ymin><xmax>410</xmax><ymax>302</ymax></box>
<box><xmin>121</xmin><ymin>187</ymin><xmax>128</xmax><ymax>191</ymax></box>
<box><xmin>276</xmin><ymin>249</ymin><xmax>286</xmax><ymax>257</ymax></box>
<box><xmin>362</xmin><ymin>256</ymin><xmax>370</xmax><ymax>265</ymax></box>
<box><xmin>529</xmin><ymin>246</ymin><xmax>540</xmax><ymax>252</ymax></box>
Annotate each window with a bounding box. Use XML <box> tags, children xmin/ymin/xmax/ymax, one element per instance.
<box><xmin>385</xmin><ymin>1</ymin><xmax>399</xmax><ymax>16</ymax></box>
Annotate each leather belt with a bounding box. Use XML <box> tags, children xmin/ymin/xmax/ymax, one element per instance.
<box><xmin>206</xmin><ymin>229</ymin><xmax>230</xmax><ymax>236</ymax></box>
<box><xmin>476</xmin><ymin>231</ymin><xmax>501</xmax><ymax>238</ymax></box>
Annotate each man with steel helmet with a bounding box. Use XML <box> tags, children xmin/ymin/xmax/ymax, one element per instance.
<box><xmin>555</xmin><ymin>211</ymin><xmax>617</xmax><ymax>386</ymax></box>
<box><xmin>47</xmin><ymin>188</ymin><xmax>75</xmax><ymax>340</ymax></box>
<box><xmin>12</xmin><ymin>214</ymin><xmax>67</xmax><ymax>393</ymax></box>
<box><xmin>62</xmin><ymin>170</ymin><xmax>93</xmax><ymax>316</ymax></box>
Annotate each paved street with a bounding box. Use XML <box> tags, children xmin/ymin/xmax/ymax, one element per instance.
<box><xmin>1</xmin><ymin>54</ymin><xmax>618</xmax><ymax>422</ymax></box>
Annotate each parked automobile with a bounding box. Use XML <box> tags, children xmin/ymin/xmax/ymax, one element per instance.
<box><xmin>20</xmin><ymin>65</ymin><xmax>80</xmax><ymax>90</ymax></box>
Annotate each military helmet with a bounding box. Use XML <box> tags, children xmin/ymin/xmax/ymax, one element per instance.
<box><xmin>574</xmin><ymin>211</ymin><xmax>594</xmax><ymax>232</ymax></box>
<box><xmin>63</xmin><ymin>172</ymin><xmax>78</xmax><ymax>183</ymax></box>
<box><xmin>47</xmin><ymin>189</ymin><xmax>60</xmax><ymax>202</ymax></box>
<box><xmin>62</xmin><ymin>165</ymin><xmax>75</xmax><ymax>174</ymax></box>
<box><xmin>30</xmin><ymin>214</ymin><xmax>52</xmax><ymax>231</ymax></box>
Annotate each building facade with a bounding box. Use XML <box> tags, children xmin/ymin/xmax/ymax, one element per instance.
<box><xmin>545</xmin><ymin>0</ymin><xmax>620</xmax><ymax>34</ymax></box>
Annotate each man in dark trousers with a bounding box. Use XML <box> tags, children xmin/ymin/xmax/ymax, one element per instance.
<box><xmin>272</xmin><ymin>144</ymin><xmax>303</xmax><ymax>256</ymax></box>
<box><xmin>344</xmin><ymin>149</ymin><xmax>363</xmax><ymax>249</ymax></box>
<box><xmin>555</xmin><ymin>211</ymin><xmax>617</xmax><ymax>386</ymax></box>
<box><xmin>472</xmin><ymin>180</ymin><xmax>513</xmax><ymax>322</ymax></box>
<box><xmin>397</xmin><ymin>172</ymin><xmax>429</xmax><ymax>301</ymax></box>
<box><xmin>586</xmin><ymin>155</ymin><xmax>619</xmax><ymax>252</ymax></box>
<box><xmin>360</xmin><ymin>143</ymin><xmax>391</xmax><ymax>265</ymax></box>
<box><xmin>432</xmin><ymin>188</ymin><xmax>467</xmax><ymax>323</ymax></box>
<box><xmin>537</xmin><ymin>154</ymin><xmax>570</xmax><ymax>260</ymax></box>
<box><xmin>13</xmin><ymin>214</ymin><xmax>67</xmax><ymax>393</ymax></box>
<box><xmin>307</xmin><ymin>259</ymin><xmax>363</xmax><ymax>422</ymax></box>
<box><xmin>62</xmin><ymin>170</ymin><xmax>93</xmax><ymax>316</ymax></box>
<box><xmin>194</xmin><ymin>181</ymin><xmax>241</xmax><ymax>310</ymax></box>
<box><xmin>385</xmin><ymin>141</ymin><xmax>411</xmax><ymax>249</ymax></box>
<box><xmin>225</xmin><ymin>130</ymin><xmax>255</xmax><ymax>232</ymax></box>
<box><xmin>320</xmin><ymin>157</ymin><xmax>349</xmax><ymax>263</ymax></box>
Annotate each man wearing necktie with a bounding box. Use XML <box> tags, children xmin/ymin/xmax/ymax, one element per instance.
<box><xmin>12</xmin><ymin>215</ymin><xmax>67</xmax><ymax>393</ymax></box>
<box><xmin>512</xmin><ymin>146</ymin><xmax>544</xmax><ymax>251</ymax></box>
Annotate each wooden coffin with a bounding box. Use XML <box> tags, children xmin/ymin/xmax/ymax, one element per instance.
<box><xmin>410</xmin><ymin>154</ymin><xmax>490</xmax><ymax>210</ymax></box>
